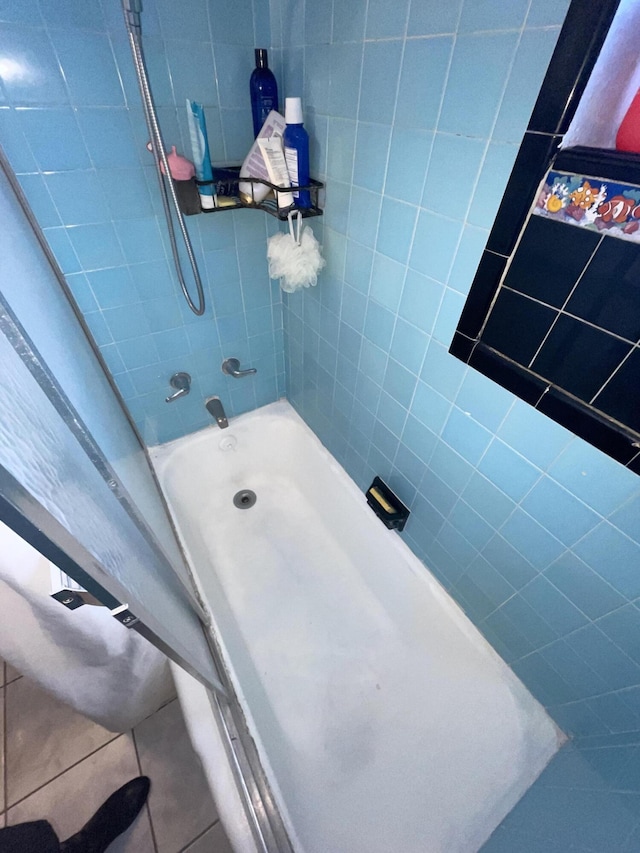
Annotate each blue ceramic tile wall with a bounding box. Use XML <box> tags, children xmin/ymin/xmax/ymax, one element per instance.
<box><xmin>0</xmin><ymin>0</ymin><xmax>283</xmax><ymax>444</ymax></box>
<box><xmin>3</xmin><ymin>0</ymin><xmax>640</xmax><ymax>843</ymax></box>
<box><xmin>483</xmin><ymin>736</ymin><xmax>640</xmax><ymax>851</ymax></box>
<box><xmin>277</xmin><ymin>0</ymin><xmax>640</xmax><ymax>747</ymax></box>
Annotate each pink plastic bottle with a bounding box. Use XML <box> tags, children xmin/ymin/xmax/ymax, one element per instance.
<box><xmin>146</xmin><ymin>142</ymin><xmax>196</xmax><ymax>178</ymax></box>
<box><xmin>146</xmin><ymin>143</ymin><xmax>200</xmax><ymax>214</ymax></box>
<box><xmin>164</xmin><ymin>145</ymin><xmax>196</xmax><ymax>179</ymax></box>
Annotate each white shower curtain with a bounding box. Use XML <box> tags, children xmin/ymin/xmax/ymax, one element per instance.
<box><xmin>0</xmin><ymin>520</ymin><xmax>174</xmax><ymax>732</ymax></box>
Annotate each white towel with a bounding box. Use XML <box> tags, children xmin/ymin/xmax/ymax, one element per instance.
<box><xmin>0</xmin><ymin>520</ymin><xmax>174</xmax><ymax>732</ymax></box>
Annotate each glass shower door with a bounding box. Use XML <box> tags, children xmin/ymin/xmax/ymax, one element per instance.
<box><xmin>0</xmin><ymin>152</ymin><xmax>223</xmax><ymax>694</ymax></box>
<box><xmin>0</xmin><ymin>318</ymin><xmax>222</xmax><ymax>692</ymax></box>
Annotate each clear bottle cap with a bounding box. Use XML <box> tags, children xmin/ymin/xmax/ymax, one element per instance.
<box><xmin>285</xmin><ymin>97</ymin><xmax>303</xmax><ymax>124</ymax></box>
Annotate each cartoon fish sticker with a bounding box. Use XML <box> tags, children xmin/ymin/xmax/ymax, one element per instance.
<box><xmin>570</xmin><ymin>180</ymin><xmax>600</xmax><ymax>209</ymax></box>
<box><xmin>597</xmin><ymin>195</ymin><xmax>640</xmax><ymax>223</ymax></box>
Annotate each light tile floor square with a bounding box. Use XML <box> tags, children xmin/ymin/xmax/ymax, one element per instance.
<box><xmin>0</xmin><ymin>663</ymin><xmax>232</xmax><ymax>852</ymax></box>
<box><xmin>8</xmin><ymin>735</ymin><xmax>155</xmax><ymax>853</ymax></box>
<box><xmin>135</xmin><ymin>699</ymin><xmax>219</xmax><ymax>853</ymax></box>
<box><xmin>5</xmin><ymin>673</ymin><xmax>117</xmax><ymax>805</ymax></box>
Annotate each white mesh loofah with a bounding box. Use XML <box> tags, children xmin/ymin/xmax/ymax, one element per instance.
<box><xmin>267</xmin><ymin>211</ymin><xmax>325</xmax><ymax>293</ymax></box>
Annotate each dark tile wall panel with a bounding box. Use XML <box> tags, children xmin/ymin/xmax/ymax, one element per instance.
<box><xmin>530</xmin><ymin>314</ymin><xmax>633</xmax><ymax>401</ymax></box>
<box><xmin>482</xmin><ymin>289</ymin><xmax>557</xmax><ymax>366</ymax></box>
<box><xmin>593</xmin><ymin>349</ymin><xmax>640</xmax><ymax>433</ymax></box>
<box><xmin>451</xmin><ymin>0</ymin><xmax>640</xmax><ymax>473</ymax></box>
<box><xmin>565</xmin><ymin>240</ymin><xmax>640</xmax><ymax>342</ymax></box>
<box><xmin>556</xmin><ymin>146</ymin><xmax>640</xmax><ymax>186</ymax></box>
<box><xmin>504</xmin><ymin>216</ymin><xmax>601</xmax><ymax>308</ymax></box>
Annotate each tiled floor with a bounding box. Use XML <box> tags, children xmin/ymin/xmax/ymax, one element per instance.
<box><xmin>0</xmin><ymin>659</ymin><xmax>233</xmax><ymax>852</ymax></box>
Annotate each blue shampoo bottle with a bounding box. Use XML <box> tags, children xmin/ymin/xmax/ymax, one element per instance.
<box><xmin>283</xmin><ymin>97</ymin><xmax>311</xmax><ymax>209</ymax></box>
<box><xmin>250</xmin><ymin>49</ymin><xmax>278</xmax><ymax>137</ymax></box>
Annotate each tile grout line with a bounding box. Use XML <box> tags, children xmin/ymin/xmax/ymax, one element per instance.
<box><xmin>526</xmin><ymin>235</ymin><xmax>604</xmax><ymax>368</ymax></box>
<box><xmin>471</xmin><ymin>553</ymin><xmax>624</xmax><ymax>655</ymax></box>
<box><xmin>367</xmin><ymin>21</ymin><xmax>431</xmax><ymax>455</ymax></box>
<box><xmin>355</xmin><ymin>0</ymin><xmax>444</xmax><ymax>474</ymax></box>
<box><xmin>589</xmin><ymin>343</ymin><xmax>638</xmax><ymax>407</ymax></box>
<box><xmin>494</xmin><ymin>594</ymin><xmax>640</xmax><ymax>678</ymax></box>
<box><xmin>434</xmin><ymin>4</ymin><xmax>531</xmax><ymax>358</ymax></box>
<box><xmin>177</xmin><ymin>819</ymin><xmax>220</xmax><ymax>853</ymax></box>
<box><xmin>500</xmin><ymin>284</ymin><xmax>640</xmax><ymax>348</ymax></box>
<box><xmin>429</xmin><ymin>10</ymin><xmax>542</xmax><ymax>436</ymax></box>
<box><xmin>389</xmin><ymin>4</ymin><xmax>466</xmax><ymax>476</ymax></box>
<box><xmin>431</xmin><ymin>395</ymin><xmax>518</xmax><ymax>553</ymax></box>
<box><xmin>446</xmin><ymin>401</ymin><xmax>613</xmax><ymax>522</ymax></box>
<box><xmin>4</xmin><ymin>732</ymin><xmax>123</xmax><ymax>816</ymax></box>
<box><xmin>434</xmin><ymin>3</ymin><xmax>533</xmax><ymax>474</ymax></box>
<box><xmin>328</xmin><ymin>0</ymin><xmax>370</xmax><ymax>427</ymax></box>
<box><xmin>132</xmin><ymin>726</ymin><xmax>160</xmax><ymax>853</ymax></box>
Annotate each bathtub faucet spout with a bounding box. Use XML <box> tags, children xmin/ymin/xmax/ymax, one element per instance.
<box><xmin>205</xmin><ymin>396</ymin><xmax>229</xmax><ymax>429</ymax></box>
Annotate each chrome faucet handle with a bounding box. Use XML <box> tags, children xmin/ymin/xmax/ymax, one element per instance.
<box><xmin>165</xmin><ymin>371</ymin><xmax>191</xmax><ymax>402</ymax></box>
<box><xmin>221</xmin><ymin>357</ymin><xmax>257</xmax><ymax>378</ymax></box>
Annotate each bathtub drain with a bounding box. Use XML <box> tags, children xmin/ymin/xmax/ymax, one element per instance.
<box><xmin>233</xmin><ymin>489</ymin><xmax>257</xmax><ymax>509</ymax></box>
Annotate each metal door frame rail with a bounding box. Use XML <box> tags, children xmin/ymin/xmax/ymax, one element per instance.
<box><xmin>0</xmin><ymin>146</ymin><xmax>208</xmax><ymax>622</ymax></box>
<box><xmin>0</xmin><ymin>466</ymin><xmax>225</xmax><ymax>693</ymax></box>
<box><xmin>202</xmin><ymin>628</ymin><xmax>295</xmax><ymax>853</ymax></box>
<box><xmin>0</xmin><ymin>296</ymin><xmax>207</xmax><ymax>625</ymax></box>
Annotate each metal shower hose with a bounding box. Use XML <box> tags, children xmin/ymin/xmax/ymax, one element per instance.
<box><xmin>122</xmin><ymin>0</ymin><xmax>206</xmax><ymax>316</ymax></box>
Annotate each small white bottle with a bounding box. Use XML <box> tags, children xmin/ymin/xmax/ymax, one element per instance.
<box><xmin>283</xmin><ymin>97</ymin><xmax>311</xmax><ymax>208</ymax></box>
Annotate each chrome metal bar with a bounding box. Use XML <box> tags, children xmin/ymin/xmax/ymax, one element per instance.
<box><xmin>211</xmin><ymin>689</ymin><xmax>294</xmax><ymax>853</ymax></box>
<box><xmin>122</xmin><ymin>0</ymin><xmax>143</xmax><ymax>32</ymax></box>
<box><xmin>199</xmin><ymin>621</ymin><xmax>295</xmax><ymax>853</ymax></box>
<box><xmin>123</xmin><ymin>5</ymin><xmax>206</xmax><ymax>316</ymax></box>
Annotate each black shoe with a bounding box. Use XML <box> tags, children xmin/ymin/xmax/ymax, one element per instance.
<box><xmin>60</xmin><ymin>776</ymin><xmax>151</xmax><ymax>853</ymax></box>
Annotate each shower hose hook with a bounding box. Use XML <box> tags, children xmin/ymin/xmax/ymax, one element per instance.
<box><xmin>288</xmin><ymin>209</ymin><xmax>302</xmax><ymax>246</ymax></box>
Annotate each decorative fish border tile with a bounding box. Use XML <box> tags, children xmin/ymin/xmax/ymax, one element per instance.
<box><xmin>532</xmin><ymin>169</ymin><xmax>640</xmax><ymax>243</ymax></box>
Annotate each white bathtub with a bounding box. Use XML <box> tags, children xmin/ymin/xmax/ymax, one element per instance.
<box><xmin>151</xmin><ymin>400</ymin><xmax>563</xmax><ymax>853</ymax></box>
